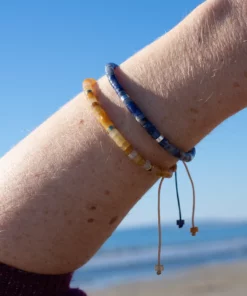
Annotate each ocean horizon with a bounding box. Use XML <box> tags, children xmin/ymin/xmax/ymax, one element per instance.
<box><xmin>71</xmin><ymin>221</ymin><xmax>247</xmax><ymax>290</ymax></box>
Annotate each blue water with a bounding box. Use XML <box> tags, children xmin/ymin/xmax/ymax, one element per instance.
<box><xmin>71</xmin><ymin>221</ymin><xmax>247</xmax><ymax>290</ymax></box>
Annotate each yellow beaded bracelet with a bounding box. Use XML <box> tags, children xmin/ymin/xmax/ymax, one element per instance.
<box><xmin>83</xmin><ymin>78</ymin><xmax>176</xmax><ymax>178</ymax></box>
<box><xmin>82</xmin><ymin>78</ymin><xmax>197</xmax><ymax>276</ymax></box>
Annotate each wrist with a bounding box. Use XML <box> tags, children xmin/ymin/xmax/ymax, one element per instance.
<box><xmin>98</xmin><ymin>0</ymin><xmax>247</xmax><ymax>171</ymax></box>
<box><xmin>97</xmin><ymin>76</ymin><xmax>178</xmax><ymax>172</ymax></box>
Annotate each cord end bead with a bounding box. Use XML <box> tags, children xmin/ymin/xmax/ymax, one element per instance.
<box><xmin>177</xmin><ymin>219</ymin><xmax>185</xmax><ymax>228</ymax></box>
<box><xmin>155</xmin><ymin>264</ymin><xmax>164</xmax><ymax>275</ymax></box>
<box><xmin>190</xmin><ymin>226</ymin><xmax>199</xmax><ymax>236</ymax></box>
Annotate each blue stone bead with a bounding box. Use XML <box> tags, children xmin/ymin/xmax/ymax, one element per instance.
<box><xmin>143</xmin><ymin>121</ymin><xmax>160</xmax><ymax>139</ymax></box>
<box><xmin>159</xmin><ymin>138</ymin><xmax>168</xmax><ymax>147</ymax></box>
<box><xmin>126</xmin><ymin>101</ymin><xmax>140</xmax><ymax>116</ymax></box>
<box><xmin>173</xmin><ymin>149</ymin><xmax>182</xmax><ymax>159</ymax></box>
<box><xmin>122</xmin><ymin>95</ymin><xmax>132</xmax><ymax>105</ymax></box>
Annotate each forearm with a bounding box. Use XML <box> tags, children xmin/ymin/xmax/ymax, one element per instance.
<box><xmin>0</xmin><ymin>0</ymin><xmax>246</xmax><ymax>275</ymax></box>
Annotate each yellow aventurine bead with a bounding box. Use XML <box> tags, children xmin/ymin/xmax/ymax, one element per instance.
<box><xmin>93</xmin><ymin>105</ymin><xmax>107</xmax><ymax>120</ymax></box>
<box><xmin>120</xmin><ymin>140</ymin><xmax>131</xmax><ymax>151</ymax></box>
<box><xmin>123</xmin><ymin>145</ymin><xmax>133</xmax><ymax>155</ymax></box>
<box><xmin>87</xmin><ymin>91</ymin><xmax>97</xmax><ymax>100</ymax></box>
<box><xmin>116</xmin><ymin>136</ymin><xmax>128</xmax><ymax>149</ymax></box>
<box><xmin>83</xmin><ymin>78</ymin><xmax>97</xmax><ymax>91</ymax></box>
<box><xmin>136</xmin><ymin>157</ymin><xmax>146</xmax><ymax>166</ymax></box>
<box><xmin>108</xmin><ymin>128</ymin><xmax>119</xmax><ymax>140</ymax></box>
<box><xmin>109</xmin><ymin>129</ymin><xmax>126</xmax><ymax>149</ymax></box>
<box><xmin>133</xmin><ymin>154</ymin><xmax>145</xmax><ymax>166</ymax></box>
<box><xmin>99</xmin><ymin>116</ymin><xmax>114</xmax><ymax>130</ymax></box>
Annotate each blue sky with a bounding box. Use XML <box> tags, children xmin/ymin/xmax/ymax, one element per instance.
<box><xmin>0</xmin><ymin>0</ymin><xmax>246</xmax><ymax>228</ymax></box>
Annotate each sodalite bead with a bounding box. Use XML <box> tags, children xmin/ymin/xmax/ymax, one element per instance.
<box><xmin>105</xmin><ymin>63</ymin><xmax>196</xmax><ymax>162</ymax></box>
<box><xmin>143</xmin><ymin>121</ymin><xmax>160</xmax><ymax>139</ymax></box>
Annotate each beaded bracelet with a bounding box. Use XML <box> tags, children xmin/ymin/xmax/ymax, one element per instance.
<box><xmin>105</xmin><ymin>63</ymin><xmax>196</xmax><ymax>162</ymax></box>
<box><xmin>82</xmin><ymin>78</ymin><xmax>198</xmax><ymax>276</ymax></box>
<box><xmin>83</xmin><ymin>78</ymin><xmax>176</xmax><ymax>178</ymax></box>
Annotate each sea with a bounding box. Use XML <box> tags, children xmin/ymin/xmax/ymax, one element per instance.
<box><xmin>71</xmin><ymin>221</ymin><xmax>247</xmax><ymax>290</ymax></box>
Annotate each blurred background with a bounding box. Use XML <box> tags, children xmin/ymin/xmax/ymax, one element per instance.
<box><xmin>1</xmin><ymin>1</ymin><xmax>247</xmax><ymax>295</ymax></box>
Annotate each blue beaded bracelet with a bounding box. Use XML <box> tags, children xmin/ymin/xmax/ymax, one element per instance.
<box><xmin>105</xmin><ymin>62</ymin><xmax>196</xmax><ymax>162</ymax></box>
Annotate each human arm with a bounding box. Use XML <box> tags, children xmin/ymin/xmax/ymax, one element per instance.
<box><xmin>0</xmin><ymin>0</ymin><xmax>247</xmax><ymax>275</ymax></box>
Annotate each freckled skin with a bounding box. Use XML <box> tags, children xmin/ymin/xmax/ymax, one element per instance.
<box><xmin>190</xmin><ymin>108</ymin><xmax>198</xmax><ymax>114</ymax></box>
<box><xmin>233</xmin><ymin>82</ymin><xmax>240</xmax><ymax>88</ymax></box>
<box><xmin>87</xmin><ymin>218</ymin><xmax>94</xmax><ymax>223</ymax></box>
<box><xmin>34</xmin><ymin>173</ymin><xmax>42</xmax><ymax>178</ymax></box>
<box><xmin>1</xmin><ymin>0</ymin><xmax>247</xmax><ymax>276</ymax></box>
<box><xmin>109</xmin><ymin>216</ymin><xmax>118</xmax><ymax>225</ymax></box>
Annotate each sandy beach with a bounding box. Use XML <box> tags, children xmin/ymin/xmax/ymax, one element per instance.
<box><xmin>89</xmin><ymin>261</ymin><xmax>247</xmax><ymax>296</ymax></box>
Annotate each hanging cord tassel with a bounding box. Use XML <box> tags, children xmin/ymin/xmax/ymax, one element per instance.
<box><xmin>182</xmin><ymin>161</ymin><xmax>199</xmax><ymax>236</ymax></box>
<box><xmin>155</xmin><ymin>163</ymin><xmax>198</xmax><ymax>275</ymax></box>
<box><xmin>175</xmin><ymin>170</ymin><xmax>185</xmax><ymax>228</ymax></box>
<box><xmin>155</xmin><ymin>176</ymin><xmax>165</xmax><ymax>275</ymax></box>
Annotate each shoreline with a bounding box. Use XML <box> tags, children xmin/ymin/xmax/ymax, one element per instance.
<box><xmin>88</xmin><ymin>260</ymin><xmax>247</xmax><ymax>296</ymax></box>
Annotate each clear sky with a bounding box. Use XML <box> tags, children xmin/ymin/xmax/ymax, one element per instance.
<box><xmin>0</xmin><ymin>0</ymin><xmax>246</xmax><ymax>228</ymax></box>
